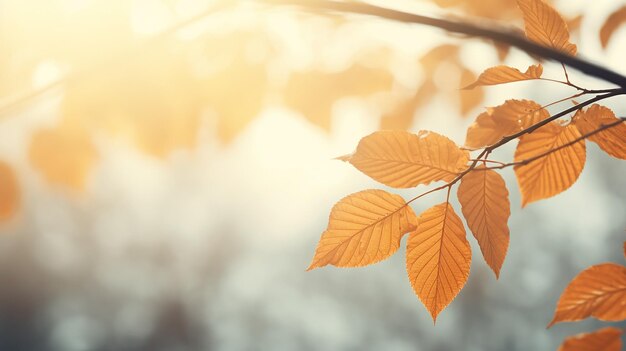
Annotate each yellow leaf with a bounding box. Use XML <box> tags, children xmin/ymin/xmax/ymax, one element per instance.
<box><xmin>0</xmin><ymin>161</ymin><xmax>19</xmax><ymax>222</ymax></box>
<box><xmin>600</xmin><ymin>6</ymin><xmax>626</xmax><ymax>48</ymax></box>
<box><xmin>558</xmin><ymin>327</ymin><xmax>622</xmax><ymax>351</ymax></box>
<box><xmin>574</xmin><ymin>104</ymin><xmax>626</xmax><ymax>160</ymax></box>
<box><xmin>514</xmin><ymin>122</ymin><xmax>585</xmax><ymax>207</ymax></box>
<box><xmin>458</xmin><ymin>167</ymin><xmax>510</xmax><ymax>278</ymax></box>
<box><xmin>549</xmin><ymin>263</ymin><xmax>626</xmax><ymax>326</ymax></box>
<box><xmin>342</xmin><ymin>130</ymin><xmax>469</xmax><ymax>188</ymax></box>
<box><xmin>517</xmin><ymin>0</ymin><xmax>577</xmax><ymax>55</ymax></box>
<box><xmin>465</xmin><ymin>99</ymin><xmax>548</xmax><ymax>148</ymax></box>
<box><xmin>29</xmin><ymin>125</ymin><xmax>98</xmax><ymax>191</ymax></box>
<box><xmin>463</xmin><ymin>64</ymin><xmax>543</xmax><ymax>89</ymax></box>
<box><xmin>307</xmin><ymin>190</ymin><xmax>417</xmax><ymax>270</ymax></box>
<box><xmin>406</xmin><ymin>203</ymin><xmax>471</xmax><ymax>322</ymax></box>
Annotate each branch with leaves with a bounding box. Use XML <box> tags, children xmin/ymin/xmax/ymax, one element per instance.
<box><xmin>300</xmin><ymin>0</ymin><xmax>626</xmax><ymax>347</ymax></box>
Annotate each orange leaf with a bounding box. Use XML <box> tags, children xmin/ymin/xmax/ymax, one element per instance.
<box><xmin>341</xmin><ymin>130</ymin><xmax>469</xmax><ymax>188</ymax></box>
<box><xmin>406</xmin><ymin>203</ymin><xmax>471</xmax><ymax>322</ymax></box>
<box><xmin>574</xmin><ymin>104</ymin><xmax>626</xmax><ymax>160</ymax></box>
<box><xmin>463</xmin><ymin>64</ymin><xmax>543</xmax><ymax>89</ymax></box>
<box><xmin>0</xmin><ymin>161</ymin><xmax>19</xmax><ymax>222</ymax></box>
<box><xmin>458</xmin><ymin>167</ymin><xmax>510</xmax><ymax>278</ymax></box>
<box><xmin>514</xmin><ymin>122</ymin><xmax>585</xmax><ymax>207</ymax></box>
<box><xmin>549</xmin><ymin>263</ymin><xmax>626</xmax><ymax>327</ymax></box>
<box><xmin>600</xmin><ymin>6</ymin><xmax>626</xmax><ymax>48</ymax></box>
<box><xmin>558</xmin><ymin>327</ymin><xmax>622</xmax><ymax>351</ymax></box>
<box><xmin>465</xmin><ymin>99</ymin><xmax>548</xmax><ymax>148</ymax></box>
<box><xmin>459</xmin><ymin>68</ymin><xmax>484</xmax><ymax>115</ymax></box>
<box><xmin>307</xmin><ymin>190</ymin><xmax>417</xmax><ymax>270</ymax></box>
<box><xmin>517</xmin><ymin>0</ymin><xmax>577</xmax><ymax>55</ymax></box>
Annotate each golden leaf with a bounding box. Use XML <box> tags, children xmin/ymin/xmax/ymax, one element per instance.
<box><xmin>558</xmin><ymin>327</ymin><xmax>622</xmax><ymax>351</ymax></box>
<box><xmin>517</xmin><ymin>0</ymin><xmax>577</xmax><ymax>55</ymax></box>
<box><xmin>307</xmin><ymin>190</ymin><xmax>417</xmax><ymax>270</ymax></box>
<box><xmin>465</xmin><ymin>99</ymin><xmax>548</xmax><ymax>148</ymax></box>
<box><xmin>406</xmin><ymin>203</ymin><xmax>471</xmax><ymax>322</ymax></box>
<box><xmin>458</xmin><ymin>167</ymin><xmax>510</xmax><ymax>278</ymax></box>
<box><xmin>463</xmin><ymin>64</ymin><xmax>543</xmax><ymax>89</ymax></box>
<box><xmin>459</xmin><ymin>68</ymin><xmax>484</xmax><ymax>115</ymax></box>
<box><xmin>0</xmin><ymin>161</ymin><xmax>19</xmax><ymax>222</ymax></box>
<box><xmin>574</xmin><ymin>104</ymin><xmax>626</xmax><ymax>160</ymax></box>
<box><xmin>342</xmin><ymin>130</ymin><xmax>469</xmax><ymax>188</ymax></box>
<box><xmin>600</xmin><ymin>6</ymin><xmax>626</xmax><ymax>48</ymax></box>
<box><xmin>29</xmin><ymin>125</ymin><xmax>98</xmax><ymax>191</ymax></box>
<box><xmin>514</xmin><ymin>122</ymin><xmax>585</xmax><ymax>206</ymax></box>
<box><xmin>549</xmin><ymin>263</ymin><xmax>626</xmax><ymax>327</ymax></box>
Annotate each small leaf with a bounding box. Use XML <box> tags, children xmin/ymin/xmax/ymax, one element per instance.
<box><xmin>549</xmin><ymin>263</ymin><xmax>626</xmax><ymax>327</ymax></box>
<box><xmin>406</xmin><ymin>203</ymin><xmax>471</xmax><ymax>322</ymax></box>
<box><xmin>517</xmin><ymin>0</ymin><xmax>577</xmax><ymax>55</ymax></box>
<box><xmin>574</xmin><ymin>104</ymin><xmax>626</xmax><ymax>160</ymax></box>
<box><xmin>465</xmin><ymin>99</ymin><xmax>548</xmax><ymax>148</ymax></box>
<box><xmin>458</xmin><ymin>167</ymin><xmax>510</xmax><ymax>278</ymax></box>
<box><xmin>344</xmin><ymin>130</ymin><xmax>469</xmax><ymax>188</ymax></box>
<box><xmin>514</xmin><ymin>122</ymin><xmax>585</xmax><ymax>207</ymax></box>
<box><xmin>307</xmin><ymin>190</ymin><xmax>417</xmax><ymax>270</ymax></box>
<box><xmin>463</xmin><ymin>64</ymin><xmax>543</xmax><ymax>89</ymax></box>
<box><xmin>600</xmin><ymin>6</ymin><xmax>626</xmax><ymax>48</ymax></box>
<box><xmin>558</xmin><ymin>327</ymin><xmax>622</xmax><ymax>351</ymax></box>
<box><xmin>0</xmin><ymin>161</ymin><xmax>19</xmax><ymax>222</ymax></box>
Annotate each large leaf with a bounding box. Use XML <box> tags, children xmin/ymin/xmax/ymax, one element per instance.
<box><xmin>463</xmin><ymin>64</ymin><xmax>543</xmax><ymax>89</ymax></box>
<box><xmin>458</xmin><ymin>167</ymin><xmax>510</xmax><ymax>278</ymax></box>
<box><xmin>517</xmin><ymin>0</ymin><xmax>577</xmax><ymax>55</ymax></box>
<box><xmin>514</xmin><ymin>122</ymin><xmax>586</xmax><ymax>207</ymax></box>
<box><xmin>549</xmin><ymin>263</ymin><xmax>626</xmax><ymax>326</ymax></box>
<box><xmin>341</xmin><ymin>130</ymin><xmax>469</xmax><ymax>188</ymax></box>
<box><xmin>406</xmin><ymin>203</ymin><xmax>471</xmax><ymax>322</ymax></box>
<box><xmin>600</xmin><ymin>6</ymin><xmax>626</xmax><ymax>48</ymax></box>
<box><xmin>465</xmin><ymin>99</ymin><xmax>548</xmax><ymax>148</ymax></box>
<box><xmin>0</xmin><ymin>161</ymin><xmax>19</xmax><ymax>222</ymax></box>
<box><xmin>307</xmin><ymin>190</ymin><xmax>417</xmax><ymax>270</ymax></box>
<box><xmin>558</xmin><ymin>327</ymin><xmax>622</xmax><ymax>351</ymax></box>
<box><xmin>574</xmin><ymin>104</ymin><xmax>626</xmax><ymax>160</ymax></box>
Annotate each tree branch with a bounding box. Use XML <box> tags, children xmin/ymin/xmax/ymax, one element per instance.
<box><xmin>265</xmin><ymin>0</ymin><xmax>626</xmax><ymax>89</ymax></box>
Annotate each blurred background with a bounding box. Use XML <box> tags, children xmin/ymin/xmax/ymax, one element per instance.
<box><xmin>0</xmin><ymin>0</ymin><xmax>625</xmax><ymax>350</ymax></box>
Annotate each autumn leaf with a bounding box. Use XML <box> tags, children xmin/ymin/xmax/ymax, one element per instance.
<box><xmin>558</xmin><ymin>327</ymin><xmax>622</xmax><ymax>351</ymax></box>
<box><xmin>465</xmin><ymin>99</ymin><xmax>548</xmax><ymax>148</ymax></box>
<box><xmin>600</xmin><ymin>6</ymin><xmax>626</xmax><ymax>48</ymax></box>
<box><xmin>517</xmin><ymin>0</ymin><xmax>577</xmax><ymax>55</ymax></box>
<box><xmin>514</xmin><ymin>122</ymin><xmax>585</xmax><ymax>207</ymax></box>
<box><xmin>463</xmin><ymin>64</ymin><xmax>543</xmax><ymax>89</ymax></box>
<box><xmin>459</xmin><ymin>68</ymin><xmax>484</xmax><ymax>115</ymax></box>
<box><xmin>574</xmin><ymin>104</ymin><xmax>626</xmax><ymax>160</ymax></box>
<box><xmin>29</xmin><ymin>125</ymin><xmax>98</xmax><ymax>191</ymax></box>
<box><xmin>0</xmin><ymin>161</ymin><xmax>19</xmax><ymax>222</ymax></box>
<box><xmin>307</xmin><ymin>190</ymin><xmax>417</xmax><ymax>270</ymax></box>
<box><xmin>549</xmin><ymin>263</ymin><xmax>626</xmax><ymax>327</ymax></box>
<box><xmin>340</xmin><ymin>130</ymin><xmax>469</xmax><ymax>188</ymax></box>
<box><xmin>406</xmin><ymin>203</ymin><xmax>471</xmax><ymax>322</ymax></box>
<box><xmin>458</xmin><ymin>167</ymin><xmax>510</xmax><ymax>278</ymax></box>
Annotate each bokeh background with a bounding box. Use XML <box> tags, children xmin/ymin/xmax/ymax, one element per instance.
<box><xmin>0</xmin><ymin>0</ymin><xmax>625</xmax><ymax>350</ymax></box>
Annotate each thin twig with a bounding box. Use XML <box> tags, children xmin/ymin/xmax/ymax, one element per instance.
<box><xmin>265</xmin><ymin>0</ymin><xmax>626</xmax><ymax>89</ymax></box>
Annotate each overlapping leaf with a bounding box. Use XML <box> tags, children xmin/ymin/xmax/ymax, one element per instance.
<box><xmin>340</xmin><ymin>131</ymin><xmax>469</xmax><ymax>188</ymax></box>
<box><xmin>307</xmin><ymin>190</ymin><xmax>417</xmax><ymax>270</ymax></box>
<box><xmin>600</xmin><ymin>6</ymin><xmax>626</xmax><ymax>48</ymax></box>
<box><xmin>549</xmin><ymin>263</ymin><xmax>626</xmax><ymax>326</ymax></box>
<box><xmin>0</xmin><ymin>161</ymin><xmax>19</xmax><ymax>222</ymax></box>
<box><xmin>558</xmin><ymin>327</ymin><xmax>622</xmax><ymax>351</ymax></box>
<box><xmin>458</xmin><ymin>167</ymin><xmax>510</xmax><ymax>277</ymax></box>
<box><xmin>465</xmin><ymin>99</ymin><xmax>548</xmax><ymax>148</ymax></box>
<box><xmin>463</xmin><ymin>64</ymin><xmax>543</xmax><ymax>89</ymax></box>
<box><xmin>406</xmin><ymin>203</ymin><xmax>471</xmax><ymax>322</ymax></box>
<box><xmin>517</xmin><ymin>0</ymin><xmax>577</xmax><ymax>55</ymax></box>
<box><xmin>514</xmin><ymin>122</ymin><xmax>586</xmax><ymax>206</ymax></box>
<box><xmin>574</xmin><ymin>104</ymin><xmax>626</xmax><ymax>160</ymax></box>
